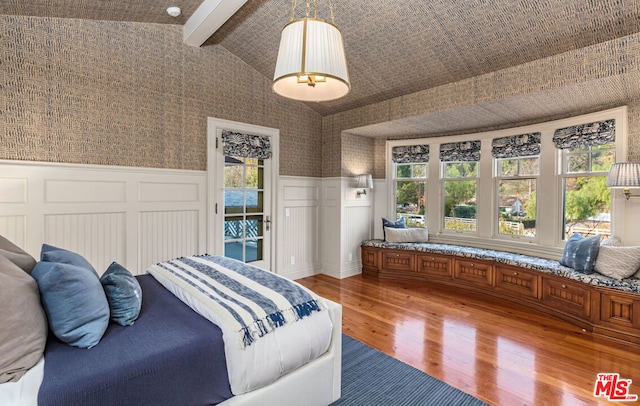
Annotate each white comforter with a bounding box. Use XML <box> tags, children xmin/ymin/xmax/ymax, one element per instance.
<box><xmin>147</xmin><ymin>258</ymin><xmax>333</xmax><ymax>395</ymax></box>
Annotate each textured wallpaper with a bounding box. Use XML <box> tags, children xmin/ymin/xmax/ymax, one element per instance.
<box><xmin>2</xmin><ymin>15</ymin><xmax>639</xmax><ymax>180</ymax></box>
<box><xmin>0</xmin><ymin>16</ymin><xmax>323</xmax><ymax>177</ymax></box>
<box><xmin>328</xmin><ymin>32</ymin><xmax>640</xmax><ymax>178</ymax></box>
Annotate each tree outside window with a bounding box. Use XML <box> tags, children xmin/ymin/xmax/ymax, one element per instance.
<box><xmin>443</xmin><ymin>162</ymin><xmax>477</xmax><ymax>231</ymax></box>
<box><xmin>395</xmin><ymin>163</ymin><xmax>426</xmax><ymax>228</ymax></box>
<box><xmin>562</xmin><ymin>144</ymin><xmax>614</xmax><ymax>239</ymax></box>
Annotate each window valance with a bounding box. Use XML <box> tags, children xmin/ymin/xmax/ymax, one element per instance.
<box><xmin>222</xmin><ymin>130</ymin><xmax>272</xmax><ymax>159</ymax></box>
<box><xmin>491</xmin><ymin>132</ymin><xmax>541</xmax><ymax>159</ymax></box>
<box><xmin>439</xmin><ymin>140</ymin><xmax>481</xmax><ymax>162</ymax></box>
<box><xmin>392</xmin><ymin>144</ymin><xmax>430</xmax><ymax>163</ymax></box>
<box><xmin>552</xmin><ymin>119</ymin><xmax>615</xmax><ymax>150</ymax></box>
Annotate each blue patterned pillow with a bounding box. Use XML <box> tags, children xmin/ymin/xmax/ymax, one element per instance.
<box><xmin>40</xmin><ymin>244</ymin><xmax>99</xmax><ymax>278</ymax></box>
<box><xmin>100</xmin><ymin>262</ymin><xmax>142</xmax><ymax>326</ymax></box>
<box><xmin>382</xmin><ymin>217</ymin><xmax>406</xmax><ymax>241</ymax></box>
<box><xmin>559</xmin><ymin>233</ymin><xmax>601</xmax><ymax>274</ymax></box>
<box><xmin>31</xmin><ymin>261</ymin><xmax>110</xmax><ymax>348</ymax></box>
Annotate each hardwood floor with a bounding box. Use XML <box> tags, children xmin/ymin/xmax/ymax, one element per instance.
<box><xmin>297</xmin><ymin>273</ymin><xmax>640</xmax><ymax>406</ymax></box>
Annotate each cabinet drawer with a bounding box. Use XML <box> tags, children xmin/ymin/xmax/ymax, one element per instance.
<box><xmin>541</xmin><ymin>277</ymin><xmax>591</xmax><ymax>319</ymax></box>
<box><xmin>416</xmin><ymin>253</ymin><xmax>452</xmax><ymax>278</ymax></box>
<box><xmin>381</xmin><ymin>251</ymin><xmax>415</xmax><ymax>272</ymax></box>
<box><xmin>495</xmin><ymin>265</ymin><xmax>539</xmax><ymax>299</ymax></box>
<box><xmin>361</xmin><ymin>247</ymin><xmax>379</xmax><ymax>269</ymax></box>
<box><xmin>599</xmin><ymin>292</ymin><xmax>640</xmax><ymax>330</ymax></box>
<box><xmin>454</xmin><ymin>259</ymin><xmax>493</xmax><ymax>286</ymax></box>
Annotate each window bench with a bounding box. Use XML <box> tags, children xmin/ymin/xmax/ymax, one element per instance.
<box><xmin>361</xmin><ymin>239</ymin><xmax>640</xmax><ymax>346</ymax></box>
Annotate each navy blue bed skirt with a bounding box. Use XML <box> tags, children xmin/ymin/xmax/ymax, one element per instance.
<box><xmin>38</xmin><ymin>274</ymin><xmax>233</xmax><ymax>406</ymax></box>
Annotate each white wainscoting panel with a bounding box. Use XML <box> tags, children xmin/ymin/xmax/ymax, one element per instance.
<box><xmin>277</xmin><ymin>176</ymin><xmax>321</xmax><ymax>279</ymax></box>
<box><xmin>319</xmin><ymin>177</ymin><xmax>373</xmax><ymax>279</ymax></box>
<box><xmin>138</xmin><ymin>210</ymin><xmax>201</xmax><ymax>271</ymax></box>
<box><xmin>0</xmin><ymin>215</ymin><xmax>27</xmax><ymax>248</ymax></box>
<box><xmin>44</xmin><ymin>212</ymin><xmax>127</xmax><ymax>272</ymax></box>
<box><xmin>0</xmin><ymin>160</ymin><xmax>207</xmax><ymax>275</ymax></box>
<box><xmin>343</xmin><ymin>205</ymin><xmax>372</xmax><ymax>272</ymax></box>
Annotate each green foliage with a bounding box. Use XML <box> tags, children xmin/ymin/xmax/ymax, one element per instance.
<box><xmin>444</xmin><ymin>180</ymin><xmax>476</xmax><ymax>216</ymax></box>
<box><xmin>565</xmin><ymin>176</ymin><xmax>610</xmax><ymax>222</ymax></box>
<box><xmin>397</xmin><ymin>181</ymin><xmax>419</xmax><ymax>206</ymax></box>
<box><xmin>523</xmin><ymin>191</ymin><xmax>536</xmax><ymax>220</ymax></box>
<box><xmin>453</xmin><ymin>205</ymin><xmax>476</xmax><ymax>219</ymax></box>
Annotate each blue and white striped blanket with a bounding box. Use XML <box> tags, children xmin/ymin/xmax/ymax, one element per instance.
<box><xmin>147</xmin><ymin>255</ymin><xmax>325</xmax><ymax>347</ymax></box>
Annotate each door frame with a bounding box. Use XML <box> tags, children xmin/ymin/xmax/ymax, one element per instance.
<box><xmin>206</xmin><ymin>117</ymin><xmax>280</xmax><ymax>271</ymax></box>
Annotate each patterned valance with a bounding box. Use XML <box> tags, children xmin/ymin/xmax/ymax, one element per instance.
<box><xmin>552</xmin><ymin>119</ymin><xmax>615</xmax><ymax>150</ymax></box>
<box><xmin>491</xmin><ymin>132</ymin><xmax>541</xmax><ymax>159</ymax></box>
<box><xmin>439</xmin><ymin>140</ymin><xmax>481</xmax><ymax>162</ymax></box>
<box><xmin>392</xmin><ymin>144</ymin><xmax>429</xmax><ymax>163</ymax></box>
<box><xmin>222</xmin><ymin>130</ymin><xmax>272</xmax><ymax>160</ymax></box>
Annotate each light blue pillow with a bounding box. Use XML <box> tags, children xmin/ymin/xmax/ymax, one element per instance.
<box><xmin>559</xmin><ymin>233</ymin><xmax>601</xmax><ymax>274</ymax></box>
<box><xmin>382</xmin><ymin>216</ymin><xmax>406</xmax><ymax>241</ymax></box>
<box><xmin>100</xmin><ymin>262</ymin><xmax>142</xmax><ymax>326</ymax></box>
<box><xmin>32</xmin><ymin>261</ymin><xmax>110</xmax><ymax>349</ymax></box>
<box><xmin>40</xmin><ymin>244</ymin><xmax>99</xmax><ymax>278</ymax></box>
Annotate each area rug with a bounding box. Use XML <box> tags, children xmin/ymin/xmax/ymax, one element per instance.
<box><xmin>332</xmin><ymin>335</ymin><xmax>488</xmax><ymax>405</ymax></box>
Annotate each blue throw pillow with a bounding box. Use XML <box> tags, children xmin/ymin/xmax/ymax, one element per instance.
<box><xmin>382</xmin><ymin>217</ymin><xmax>406</xmax><ymax>241</ymax></box>
<box><xmin>32</xmin><ymin>261</ymin><xmax>110</xmax><ymax>349</ymax></box>
<box><xmin>40</xmin><ymin>244</ymin><xmax>99</xmax><ymax>278</ymax></box>
<box><xmin>100</xmin><ymin>262</ymin><xmax>142</xmax><ymax>326</ymax></box>
<box><xmin>559</xmin><ymin>233</ymin><xmax>601</xmax><ymax>274</ymax></box>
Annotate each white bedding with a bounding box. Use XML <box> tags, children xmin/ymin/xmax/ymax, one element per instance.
<box><xmin>0</xmin><ymin>357</ymin><xmax>44</xmax><ymax>406</ymax></box>
<box><xmin>147</xmin><ymin>261</ymin><xmax>333</xmax><ymax>395</ymax></box>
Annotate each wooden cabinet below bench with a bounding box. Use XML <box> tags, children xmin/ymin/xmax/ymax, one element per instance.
<box><xmin>361</xmin><ymin>245</ymin><xmax>640</xmax><ymax>346</ymax></box>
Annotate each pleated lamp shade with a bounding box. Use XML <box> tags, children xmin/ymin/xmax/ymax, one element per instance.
<box><xmin>606</xmin><ymin>162</ymin><xmax>640</xmax><ymax>188</ymax></box>
<box><xmin>273</xmin><ymin>18</ymin><xmax>350</xmax><ymax>102</ymax></box>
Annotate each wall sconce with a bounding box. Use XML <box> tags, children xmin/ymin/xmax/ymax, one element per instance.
<box><xmin>356</xmin><ymin>174</ymin><xmax>373</xmax><ymax>196</ymax></box>
<box><xmin>606</xmin><ymin>162</ymin><xmax>640</xmax><ymax>200</ymax></box>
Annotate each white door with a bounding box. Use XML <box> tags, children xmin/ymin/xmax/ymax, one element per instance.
<box><xmin>207</xmin><ymin>118</ymin><xmax>279</xmax><ymax>271</ymax></box>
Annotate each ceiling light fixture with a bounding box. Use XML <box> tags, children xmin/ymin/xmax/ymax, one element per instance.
<box><xmin>167</xmin><ymin>6</ymin><xmax>181</xmax><ymax>17</ymax></box>
<box><xmin>273</xmin><ymin>0</ymin><xmax>350</xmax><ymax>102</ymax></box>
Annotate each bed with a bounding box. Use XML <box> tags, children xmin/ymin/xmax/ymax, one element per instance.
<box><xmin>0</xmin><ymin>239</ymin><xmax>342</xmax><ymax>406</ymax></box>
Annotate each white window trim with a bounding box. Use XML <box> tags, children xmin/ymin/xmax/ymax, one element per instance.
<box><xmin>386</xmin><ymin>106</ymin><xmax>628</xmax><ymax>259</ymax></box>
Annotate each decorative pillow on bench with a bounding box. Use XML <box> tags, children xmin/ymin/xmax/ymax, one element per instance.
<box><xmin>384</xmin><ymin>226</ymin><xmax>429</xmax><ymax>243</ymax></box>
<box><xmin>559</xmin><ymin>233</ymin><xmax>600</xmax><ymax>274</ymax></box>
<box><xmin>594</xmin><ymin>245</ymin><xmax>640</xmax><ymax>280</ymax></box>
<box><xmin>382</xmin><ymin>216</ymin><xmax>406</xmax><ymax>241</ymax></box>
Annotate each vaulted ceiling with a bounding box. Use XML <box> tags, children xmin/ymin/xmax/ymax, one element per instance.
<box><xmin>3</xmin><ymin>0</ymin><xmax>640</xmax><ymax>138</ymax></box>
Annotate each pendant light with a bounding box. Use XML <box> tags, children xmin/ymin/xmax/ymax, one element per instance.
<box><xmin>273</xmin><ymin>0</ymin><xmax>350</xmax><ymax>102</ymax></box>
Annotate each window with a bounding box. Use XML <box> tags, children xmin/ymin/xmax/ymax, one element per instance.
<box><xmin>386</xmin><ymin>108</ymin><xmax>625</xmax><ymax>256</ymax></box>
<box><xmin>391</xmin><ymin>144</ymin><xmax>429</xmax><ymax>228</ymax></box>
<box><xmin>395</xmin><ymin>164</ymin><xmax>427</xmax><ymax>227</ymax></box>
<box><xmin>440</xmin><ymin>140</ymin><xmax>481</xmax><ymax>233</ymax></box>
<box><xmin>496</xmin><ymin>157</ymin><xmax>538</xmax><ymax>237</ymax></box>
<box><xmin>560</xmin><ymin>144</ymin><xmax>615</xmax><ymax>239</ymax></box>
<box><xmin>492</xmin><ymin>132</ymin><xmax>540</xmax><ymax>239</ymax></box>
<box><xmin>443</xmin><ymin>162</ymin><xmax>478</xmax><ymax>232</ymax></box>
<box><xmin>554</xmin><ymin>119</ymin><xmax>616</xmax><ymax>240</ymax></box>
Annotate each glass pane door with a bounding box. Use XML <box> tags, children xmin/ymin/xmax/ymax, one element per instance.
<box><xmin>223</xmin><ymin>156</ymin><xmax>266</xmax><ymax>263</ymax></box>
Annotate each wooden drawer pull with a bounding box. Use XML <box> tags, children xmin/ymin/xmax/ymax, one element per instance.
<box><xmin>513</xmin><ymin>272</ymin><xmax>518</xmax><ymax>276</ymax></box>
<box><xmin>562</xmin><ymin>284</ymin><xmax>567</xmax><ymax>289</ymax></box>
<box><xmin>470</xmin><ymin>263</ymin><xmax>474</xmax><ymax>267</ymax></box>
